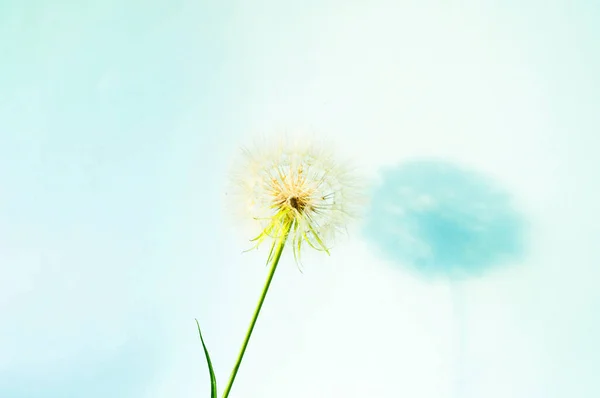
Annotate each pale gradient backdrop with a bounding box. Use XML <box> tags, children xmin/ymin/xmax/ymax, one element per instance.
<box><xmin>1</xmin><ymin>1</ymin><xmax>599</xmax><ymax>397</ymax></box>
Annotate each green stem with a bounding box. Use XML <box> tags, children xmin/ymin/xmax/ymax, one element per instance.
<box><xmin>221</xmin><ymin>221</ymin><xmax>292</xmax><ymax>398</ymax></box>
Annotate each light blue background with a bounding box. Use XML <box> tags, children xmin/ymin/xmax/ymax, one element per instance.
<box><xmin>1</xmin><ymin>1</ymin><xmax>599</xmax><ymax>397</ymax></box>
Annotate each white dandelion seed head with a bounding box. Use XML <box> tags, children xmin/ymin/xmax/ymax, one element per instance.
<box><xmin>229</xmin><ymin>134</ymin><xmax>364</xmax><ymax>261</ymax></box>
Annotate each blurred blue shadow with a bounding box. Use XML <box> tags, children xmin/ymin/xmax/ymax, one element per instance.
<box><xmin>363</xmin><ymin>160</ymin><xmax>526</xmax><ymax>279</ymax></box>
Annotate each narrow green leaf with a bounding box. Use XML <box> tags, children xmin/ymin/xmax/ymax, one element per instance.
<box><xmin>195</xmin><ymin>319</ymin><xmax>217</xmax><ymax>398</ymax></box>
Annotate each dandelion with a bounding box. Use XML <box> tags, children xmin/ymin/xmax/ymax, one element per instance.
<box><xmin>196</xmin><ymin>135</ymin><xmax>362</xmax><ymax>398</ymax></box>
<box><xmin>236</xmin><ymin>137</ymin><xmax>361</xmax><ymax>266</ymax></box>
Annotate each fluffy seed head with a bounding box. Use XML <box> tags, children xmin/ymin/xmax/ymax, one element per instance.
<box><xmin>231</xmin><ymin>136</ymin><xmax>362</xmax><ymax>264</ymax></box>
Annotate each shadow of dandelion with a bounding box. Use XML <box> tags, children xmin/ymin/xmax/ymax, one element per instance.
<box><xmin>363</xmin><ymin>159</ymin><xmax>526</xmax><ymax>280</ymax></box>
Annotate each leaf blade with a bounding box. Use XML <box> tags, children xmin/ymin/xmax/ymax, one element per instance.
<box><xmin>195</xmin><ymin>319</ymin><xmax>217</xmax><ymax>398</ymax></box>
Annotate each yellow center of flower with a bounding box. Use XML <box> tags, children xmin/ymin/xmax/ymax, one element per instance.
<box><xmin>268</xmin><ymin>166</ymin><xmax>316</xmax><ymax>218</ymax></box>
